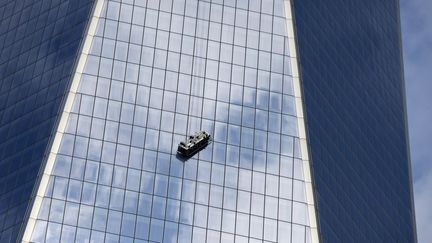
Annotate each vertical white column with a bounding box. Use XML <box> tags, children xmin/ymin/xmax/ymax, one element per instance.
<box><xmin>21</xmin><ymin>0</ymin><xmax>105</xmax><ymax>242</ymax></box>
<box><xmin>284</xmin><ymin>1</ymin><xmax>320</xmax><ymax>242</ymax></box>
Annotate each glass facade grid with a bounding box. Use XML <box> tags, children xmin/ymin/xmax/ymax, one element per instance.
<box><xmin>0</xmin><ymin>0</ymin><xmax>94</xmax><ymax>242</ymax></box>
<box><xmin>0</xmin><ymin>0</ymin><xmax>417</xmax><ymax>242</ymax></box>
<box><xmin>291</xmin><ymin>0</ymin><xmax>416</xmax><ymax>242</ymax></box>
<box><xmin>26</xmin><ymin>0</ymin><xmax>313</xmax><ymax>242</ymax></box>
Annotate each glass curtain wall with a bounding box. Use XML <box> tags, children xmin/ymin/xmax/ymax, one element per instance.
<box><xmin>0</xmin><ymin>0</ymin><xmax>94</xmax><ymax>242</ymax></box>
<box><xmin>28</xmin><ymin>0</ymin><xmax>313</xmax><ymax>242</ymax></box>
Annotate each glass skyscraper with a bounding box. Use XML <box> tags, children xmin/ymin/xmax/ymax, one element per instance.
<box><xmin>0</xmin><ymin>0</ymin><xmax>416</xmax><ymax>243</ymax></box>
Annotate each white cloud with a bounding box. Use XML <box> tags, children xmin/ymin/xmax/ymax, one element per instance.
<box><xmin>414</xmin><ymin>170</ymin><xmax>432</xmax><ymax>242</ymax></box>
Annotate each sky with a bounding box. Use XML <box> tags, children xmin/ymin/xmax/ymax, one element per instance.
<box><xmin>400</xmin><ymin>0</ymin><xmax>432</xmax><ymax>242</ymax></box>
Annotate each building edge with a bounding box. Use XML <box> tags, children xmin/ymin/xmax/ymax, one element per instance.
<box><xmin>396</xmin><ymin>0</ymin><xmax>418</xmax><ymax>242</ymax></box>
<box><xmin>284</xmin><ymin>0</ymin><xmax>321</xmax><ymax>242</ymax></box>
<box><xmin>17</xmin><ymin>0</ymin><xmax>104</xmax><ymax>242</ymax></box>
